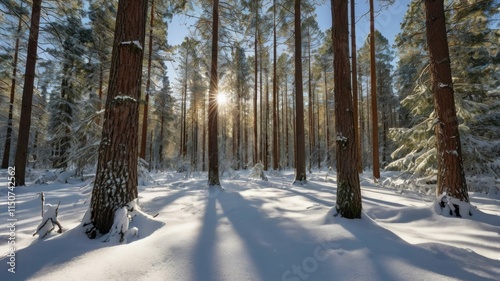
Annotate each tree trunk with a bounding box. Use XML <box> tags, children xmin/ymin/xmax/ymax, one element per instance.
<box><xmin>284</xmin><ymin>72</ymin><xmax>290</xmax><ymax>168</ymax></box>
<box><xmin>207</xmin><ymin>0</ymin><xmax>220</xmax><ymax>187</ymax></box>
<box><xmin>351</xmin><ymin>0</ymin><xmax>362</xmax><ymax>173</ymax></box>
<box><xmin>159</xmin><ymin>115</ymin><xmax>164</xmax><ymax>164</ymax></box>
<box><xmin>358</xmin><ymin>64</ymin><xmax>365</xmax><ymax>169</ymax></box>
<box><xmin>140</xmin><ymin>0</ymin><xmax>155</xmax><ymax>160</ymax></box>
<box><xmin>308</xmin><ymin>33</ymin><xmax>313</xmax><ymax>173</ymax></box>
<box><xmin>14</xmin><ymin>0</ymin><xmax>42</xmax><ymax>186</ymax></box>
<box><xmin>333</xmin><ymin>0</ymin><xmax>362</xmax><ymax>219</ymax></box>
<box><xmin>272</xmin><ymin>0</ymin><xmax>279</xmax><ymax>170</ymax></box>
<box><xmin>181</xmin><ymin>56</ymin><xmax>188</xmax><ymax>159</ymax></box>
<box><xmin>253</xmin><ymin>6</ymin><xmax>259</xmax><ymax>166</ymax></box>
<box><xmin>369</xmin><ymin>0</ymin><xmax>380</xmax><ymax>180</ymax></box>
<box><xmin>264</xmin><ymin>65</ymin><xmax>269</xmax><ymax>170</ymax></box>
<box><xmin>87</xmin><ymin>0</ymin><xmax>148</xmax><ymax>237</ymax></box>
<box><xmin>294</xmin><ymin>0</ymin><xmax>306</xmax><ymax>183</ymax></box>
<box><xmin>2</xmin><ymin>16</ymin><xmax>22</xmax><ymax>169</ymax></box>
<box><xmin>324</xmin><ymin>70</ymin><xmax>329</xmax><ymax>168</ymax></box>
<box><xmin>424</xmin><ymin>0</ymin><xmax>469</xmax><ymax>203</ymax></box>
<box><xmin>202</xmin><ymin>91</ymin><xmax>207</xmax><ymax>171</ymax></box>
<box><xmin>149</xmin><ymin>130</ymin><xmax>153</xmax><ymax>171</ymax></box>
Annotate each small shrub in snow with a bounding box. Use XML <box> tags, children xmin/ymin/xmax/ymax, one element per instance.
<box><xmin>33</xmin><ymin>203</ymin><xmax>63</xmax><ymax>239</ymax></box>
<box><xmin>249</xmin><ymin>162</ymin><xmax>268</xmax><ymax>181</ymax></box>
<box><xmin>34</xmin><ymin>171</ymin><xmax>57</xmax><ymax>185</ymax></box>
<box><xmin>138</xmin><ymin>158</ymin><xmax>156</xmax><ymax>185</ymax></box>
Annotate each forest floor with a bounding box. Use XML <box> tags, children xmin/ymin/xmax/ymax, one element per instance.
<box><xmin>0</xmin><ymin>169</ymin><xmax>499</xmax><ymax>281</ymax></box>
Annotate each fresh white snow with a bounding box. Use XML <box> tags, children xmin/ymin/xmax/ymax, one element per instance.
<box><xmin>1</xmin><ymin>170</ymin><xmax>499</xmax><ymax>281</ymax></box>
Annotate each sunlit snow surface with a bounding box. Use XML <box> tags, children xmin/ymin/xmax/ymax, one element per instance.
<box><xmin>0</xmin><ymin>170</ymin><xmax>499</xmax><ymax>281</ymax></box>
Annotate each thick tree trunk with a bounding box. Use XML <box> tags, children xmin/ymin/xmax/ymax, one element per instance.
<box><xmin>87</xmin><ymin>0</ymin><xmax>148</xmax><ymax>237</ymax></box>
<box><xmin>2</xmin><ymin>16</ymin><xmax>22</xmax><ymax>169</ymax></box>
<box><xmin>424</xmin><ymin>0</ymin><xmax>469</xmax><ymax>203</ymax></box>
<box><xmin>294</xmin><ymin>0</ymin><xmax>306</xmax><ymax>183</ymax></box>
<box><xmin>14</xmin><ymin>0</ymin><xmax>42</xmax><ymax>186</ymax></box>
<box><xmin>333</xmin><ymin>0</ymin><xmax>362</xmax><ymax>219</ymax></box>
<box><xmin>369</xmin><ymin>0</ymin><xmax>380</xmax><ymax>180</ymax></box>
<box><xmin>140</xmin><ymin>0</ymin><xmax>155</xmax><ymax>160</ymax></box>
<box><xmin>207</xmin><ymin>0</ymin><xmax>220</xmax><ymax>187</ymax></box>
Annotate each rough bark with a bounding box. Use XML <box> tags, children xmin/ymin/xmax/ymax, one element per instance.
<box><xmin>369</xmin><ymin>0</ymin><xmax>380</xmax><ymax>180</ymax></box>
<box><xmin>253</xmin><ymin>4</ymin><xmax>259</xmax><ymax>165</ymax></box>
<box><xmin>272</xmin><ymin>0</ymin><xmax>279</xmax><ymax>171</ymax></box>
<box><xmin>333</xmin><ymin>0</ymin><xmax>362</xmax><ymax>219</ymax></box>
<box><xmin>14</xmin><ymin>0</ymin><xmax>42</xmax><ymax>186</ymax></box>
<box><xmin>308</xmin><ymin>33</ymin><xmax>314</xmax><ymax>173</ymax></box>
<box><xmin>424</xmin><ymin>0</ymin><xmax>469</xmax><ymax>202</ymax></box>
<box><xmin>87</xmin><ymin>0</ymin><xmax>148</xmax><ymax>237</ymax></box>
<box><xmin>294</xmin><ymin>0</ymin><xmax>306</xmax><ymax>183</ymax></box>
<box><xmin>207</xmin><ymin>0</ymin><xmax>220</xmax><ymax>187</ymax></box>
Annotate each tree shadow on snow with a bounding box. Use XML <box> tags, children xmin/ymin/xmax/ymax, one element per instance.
<box><xmin>323</xmin><ymin>213</ymin><xmax>500</xmax><ymax>280</ymax></box>
<box><xmin>189</xmin><ymin>191</ymin><xmax>340</xmax><ymax>281</ymax></box>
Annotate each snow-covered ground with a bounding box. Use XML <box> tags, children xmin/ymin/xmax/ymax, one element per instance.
<box><xmin>1</xmin><ymin>169</ymin><xmax>499</xmax><ymax>281</ymax></box>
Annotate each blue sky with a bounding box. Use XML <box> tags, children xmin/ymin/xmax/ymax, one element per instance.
<box><xmin>166</xmin><ymin>0</ymin><xmax>411</xmax><ymax>81</ymax></box>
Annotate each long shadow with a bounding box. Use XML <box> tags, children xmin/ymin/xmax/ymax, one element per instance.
<box><xmin>216</xmin><ymin>191</ymin><xmax>338</xmax><ymax>281</ymax></box>
<box><xmin>0</xmin><ymin>229</ymin><xmax>102</xmax><ymax>280</ymax></box>
<box><xmin>140</xmin><ymin>189</ymin><xmax>189</xmax><ymax>216</ymax></box>
<box><xmin>361</xmin><ymin>196</ymin><xmax>408</xmax><ymax>208</ymax></box>
<box><xmin>191</xmin><ymin>197</ymin><xmax>219</xmax><ymax>281</ymax></box>
<box><xmin>333</xmin><ymin>215</ymin><xmax>500</xmax><ymax>280</ymax></box>
<box><xmin>285</xmin><ymin>187</ymin><xmax>335</xmax><ymax>207</ymax></box>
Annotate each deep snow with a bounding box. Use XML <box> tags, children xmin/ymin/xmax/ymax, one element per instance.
<box><xmin>1</xmin><ymin>170</ymin><xmax>499</xmax><ymax>281</ymax></box>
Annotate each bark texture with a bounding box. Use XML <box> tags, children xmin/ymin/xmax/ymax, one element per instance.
<box><xmin>424</xmin><ymin>0</ymin><xmax>469</xmax><ymax>202</ymax></box>
<box><xmin>207</xmin><ymin>0</ymin><xmax>220</xmax><ymax>187</ymax></box>
<box><xmin>294</xmin><ymin>0</ymin><xmax>306</xmax><ymax>183</ymax></box>
<box><xmin>333</xmin><ymin>0</ymin><xmax>362</xmax><ymax>218</ymax></box>
<box><xmin>88</xmin><ymin>0</ymin><xmax>148</xmax><ymax>237</ymax></box>
<box><xmin>369</xmin><ymin>0</ymin><xmax>380</xmax><ymax>179</ymax></box>
<box><xmin>14</xmin><ymin>0</ymin><xmax>42</xmax><ymax>186</ymax></box>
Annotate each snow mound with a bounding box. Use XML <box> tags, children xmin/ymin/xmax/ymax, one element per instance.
<box><xmin>103</xmin><ymin>200</ymin><xmax>165</xmax><ymax>244</ymax></box>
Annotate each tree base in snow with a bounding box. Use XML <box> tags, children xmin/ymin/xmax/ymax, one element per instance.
<box><xmin>436</xmin><ymin>193</ymin><xmax>472</xmax><ymax>217</ymax></box>
<box><xmin>82</xmin><ymin>200</ymin><xmax>144</xmax><ymax>242</ymax></box>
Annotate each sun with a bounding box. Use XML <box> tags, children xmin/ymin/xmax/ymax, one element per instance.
<box><xmin>217</xmin><ymin>92</ymin><xmax>228</xmax><ymax>106</ymax></box>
